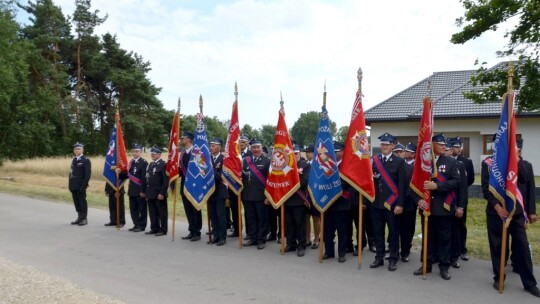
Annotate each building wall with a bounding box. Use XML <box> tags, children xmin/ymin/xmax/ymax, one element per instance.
<box><xmin>370</xmin><ymin>116</ymin><xmax>540</xmax><ymax>175</ymax></box>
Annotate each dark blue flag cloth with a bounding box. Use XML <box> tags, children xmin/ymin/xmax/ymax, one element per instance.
<box><xmin>103</xmin><ymin>123</ymin><xmax>127</xmax><ymax>191</ymax></box>
<box><xmin>308</xmin><ymin>105</ymin><xmax>342</xmax><ymax>213</ymax></box>
<box><xmin>184</xmin><ymin>113</ymin><xmax>216</xmax><ymax>211</ymax></box>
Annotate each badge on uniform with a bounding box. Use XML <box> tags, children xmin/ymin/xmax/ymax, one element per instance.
<box><xmin>153</xmin><ymin>167</ymin><xmax>156</xmax><ymax>174</ymax></box>
<box><xmin>134</xmin><ymin>167</ymin><xmax>137</xmax><ymax>174</ymax></box>
<box><xmin>439</xmin><ymin>165</ymin><xmax>446</xmax><ymax>173</ymax></box>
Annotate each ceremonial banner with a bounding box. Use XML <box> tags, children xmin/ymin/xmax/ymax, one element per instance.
<box><xmin>184</xmin><ymin>112</ymin><xmax>216</xmax><ymax>211</ymax></box>
<box><xmin>339</xmin><ymin>90</ymin><xmax>375</xmax><ymax>202</ymax></box>
<box><xmin>410</xmin><ymin>97</ymin><xmax>435</xmax><ymax>215</ymax></box>
<box><xmin>166</xmin><ymin>110</ymin><xmax>180</xmax><ymax>191</ymax></box>
<box><xmin>488</xmin><ymin>92</ymin><xmax>525</xmax><ymax>224</ymax></box>
<box><xmin>103</xmin><ymin>110</ymin><xmax>128</xmax><ymax>190</ymax></box>
<box><xmin>264</xmin><ymin>103</ymin><xmax>300</xmax><ymax>208</ymax></box>
<box><xmin>308</xmin><ymin>104</ymin><xmax>342</xmax><ymax>213</ymax></box>
<box><xmin>222</xmin><ymin>100</ymin><xmax>243</xmax><ymax>195</ymax></box>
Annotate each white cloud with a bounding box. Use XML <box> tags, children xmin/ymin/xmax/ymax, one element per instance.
<box><xmin>48</xmin><ymin>0</ymin><xmax>510</xmax><ymax>129</ymax></box>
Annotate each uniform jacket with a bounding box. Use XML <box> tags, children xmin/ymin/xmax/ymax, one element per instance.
<box><xmin>457</xmin><ymin>155</ymin><xmax>475</xmax><ymax>187</ymax></box>
<box><xmin>179</xmin><ymin>147</ymin><xmax>192</xmax><ymax>195</ymax></box>
<box><xmin>210</xmin><ymin>153</ymin><xmax>229</xmax><ymax>200</ymax></box>
<box><xmin>241</xmin><ymin>154</ymin><xmax>270</xmax><ymax>201</ymax></box>
<box><xmin>328</xmin><ymin>179</ymin><xmax>355</xmax><ymax>212</ymax></box>
<box><xmin>69</xmin><ymin>155</ymin><xmax>91</xmax><ymax>191</ymax></box>
<box><xmin>415</xmin><ymin>155</ymin><xmax>460</xmax><ymax>216</ymax></box>
<box><xmin>518</xmin><ymin>157</ymin><xmax>536</xmax><ymax>215</ymax></box>
<box><xmin>145</xmin><ymin>159</ymin><xmax>169</xmax><ymax>200</ymax></box>
<box><xmin>372</xmin><ymin>153</ymin><xmax>406</xmax><ymax>210</ymax></box>
<box><xmin>402</xmin><ymin>161</ymin><xmax>416</xmax><ymax>211</ymax></box>
<box><xmin>119</xmin><ymin>157</ymin><xmax>148</xmax><ymax>196</ymax></box>
<box><xmin>285</xmin><ymin>158</ymin><xmax>311</xmax><ymax>207</ymax></box>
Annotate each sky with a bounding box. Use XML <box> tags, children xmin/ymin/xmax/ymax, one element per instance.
<box><xmin>17</xmin><ymin>0</ymin><xmax>512</xmax><ymax>129</ymax></box>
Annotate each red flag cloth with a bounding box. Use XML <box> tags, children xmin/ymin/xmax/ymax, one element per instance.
<box><xmin>222</xmin><ymin>100</ymin><xmax>243</xmax><ymax>195</ymax></box>
<box><xmin>505</xmin><ymin>92</ymin><xmax>524</xmax><ymax>223</ymax></box>
<box><xmin>339</xmin><ymin>90</ymin><xmax>375</xmax><ymax>202</ymax></box>
<box><xmin>115</xmin><ymin>111</ymin><xmax>128</xmax><ymax>173</ymax></box>
<box><xmin>264</xmin><ymin>105</ymin><xmax>300</xmax><ymax>208</ymax></box>
<box><xmin>166</xmin><ymin>111</ymin><xmax>180</xmax><ymax>190</ymax></box>
<box><xmin>410</xmin><ymin>97</ymin><xmax>435</xmax><ymax>215</ymax></box>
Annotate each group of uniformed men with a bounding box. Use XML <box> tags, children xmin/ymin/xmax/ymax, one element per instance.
<box><xmin>67</xmin><ymin>130</ymin><xmax>539</xmax><ymax>297</ymax></box>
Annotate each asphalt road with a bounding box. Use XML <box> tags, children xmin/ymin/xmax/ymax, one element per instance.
<box><xmin>0</xmin><ymin>193</ymin><xmax>538</xmax><ymax>304</ymax></box>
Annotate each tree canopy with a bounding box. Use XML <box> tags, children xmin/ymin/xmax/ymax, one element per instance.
<box><xmin>290</xmin><ymin>111</ymin><xmax>337</xmax><ymax>147</ymax></box>
<box><xmin>451</xmin><ymin>0</ymin><xmax>540</xmax><ymax>110</ymax></box>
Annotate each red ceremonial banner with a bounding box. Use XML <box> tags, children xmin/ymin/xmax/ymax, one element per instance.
<box><xmin>264</xmin><ymin>105</ymin><xmax>300</xmax><ymax>208</ymax></box>
<box><xmin>222</xmin><ymin>100</ymin><xmax>243</xmax><ymax>195</ymax></box>
<box><xmin>166</xmin><ymin>111</ymin><xmax>180</xmax><ymax>190</ymax></box>
<box><xmin>115</xmin><ymin>111</ymin><xmax>128</xmax><ymax>173</ymax></box>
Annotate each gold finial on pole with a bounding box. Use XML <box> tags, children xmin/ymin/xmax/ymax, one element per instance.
<box><xmin>234</xmin><ymin>82</ymin><xmax>238</xmax><ymax>103</ymax></box>
<box><xmin>507</xmin><ymin>62</ymin><xmax>515</xmax><ymax>92</ymax></box>
<box><xmin>357</xmin><ymin>67</ymin><xmax>363</xmax><ymax>94</ymax></box>
<box><xmin>323</xmin><ymin>80</ymin><xmax>327</xmax><ymax>107</ymax></box>
<box><xmin>427</xmin><ymin>76</ymin><xmax>433</xmax><ymax>97</ymax></box>
<box><xmin>199</xmin><ymin>95</ymin><xmax>203</xmax><ymax>114</ymax></box>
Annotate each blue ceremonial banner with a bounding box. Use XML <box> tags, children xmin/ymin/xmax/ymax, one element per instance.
<box><xmin>184</xmin><ymin>112</ymin><xmax>216</xmax><ymax>211</ymax></box>
<box><xmin>103</xmin><ymin>121</ymin><xmax>128</xmax><ymax>191</ymax></box>
<box><xmin>308</xmin><ymin>104</ymin><xmax>342</xmax><ymax>213</ymax></box>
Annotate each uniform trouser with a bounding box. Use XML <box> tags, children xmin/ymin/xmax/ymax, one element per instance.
<box><xmin>268</xmin><ymin>205</ymin><xmax>281</xmax><ymax>237</ymax></box>
<box><xmin>243</xmin><ymin>200</ymin><xmax>269</xmax><ymax>244</ymax></box>
<box><xmin>451</xmin><ymin>215</ymin><xmax>461</xmax><ymax>262</ymax></box>
<box><xmin>372</xmin><ymin>207</ymin><xmax>399</xmax><ymax>262</ymax></box>
<box><xmin>459</xmin><ymin>208</ymin><xmax>468</xmax><ymax>254</ymax></box>
<box><xmin>487</xmin><ymin>212</ymin><xmax>537</xmax><ymax>288</ymax></box>
<box><xmin>148</xmin><ymin>198</ymin><xmax>168</xmax><ymax>233</ymax></box>
<box><xmin>347</xmin><ymin>204</ymin><xmax>359</xmax><ymax>251</ymax></box>
<box><xmin>400</xmin><ymin>209</ymin><xmax>416</xmax><ymax>258</ymax></box>
<box><xmin>209</xmin><ymin>197</ymin><xmax>227</xmax><ymax>241</ymax></box>
<box><xmin>129</xmin><ymin>195</ymin><xmax>147</xmax><ymax>229</ymax></box>
<box><xmin>285</xmin><ymin>205</ymin><xmax>307</xmax><ymax>249</ymax></box>
<box><xmin>228</xmin><ymin>190</ymin><xmax>240</xmax><ymax>235</ymax></box>
<box><xmin>324</xmin><ymin>210</ymin><xmax>349</xmax><ymax>257</ymax></box>
<box><xmin>71</xmin><ymin>189</ymin><xmax>88</xmax><ymax>219</ymax></box>
<box><xmin>426</xmin><ymin>215</ymin><xmax>452</xmax><ymax>271</ymax></box>
<box><xmin>108</xmin><ymin>193</ymin><xmax>125</xmax><ymax>224</ymax></box>
<box><xmin>182</xmin><ymin>194</ymin><xmax>202</xmax><ymax>236</ymax></box>
<box><xmin>363</xmin><ymin>205</ymin><xmax>375</xmax><ymax>249</ymax></box>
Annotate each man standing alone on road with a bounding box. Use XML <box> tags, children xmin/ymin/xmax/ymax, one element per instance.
<box><xmin>69</xmin><ymin>143</ymin><xmax>91</xmax><ymax>226</ymax></box>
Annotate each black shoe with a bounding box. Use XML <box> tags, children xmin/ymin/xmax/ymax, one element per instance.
<box><xmin>311</xmin><ymin>243</ymin><xmax>319</xmax><ymax>249</ymax></box>
<box><xmin>145</xmin><ymin>230</ymin><xmax>157</xmax><ymax>235</ymax></box>
<box><xmin>210</xmin><ymin>238</ymin><xmax>220</xmax><ymax>244</ymax></box>
<box><xmin>71</xmin><ymin>218</ymin><xmax>81</xmax><ymax>225</ymax></box>
<box><xmin>401</xmin><ymin>256</ymin><xmax>409</xmax><ymax>263</ymax></box>
<box><xmin>104</xmin><ymin>222</ymin><xmax>116</xmax><ymax>226</ymax></box>
<box><xmin>460</xmin><ymin>253</ymin><xmax>469</xmax><ymax>261</ymax></box>
<box><xmin>370</xmin><ymin>259</ymin><xmax>384</xmax><ymax>268</ymax></box>
<box><xmin>493</xmin><ymin>281</ymin><xmax>501</xmax><ymax>291</ymax></box>
<box><xmin>190</xmin><ymin>235</ymin><xmax>201</xmax><ymax>242</ymax></box>
<box><xmin>244</xmin><ymin>240</ymin><xmax>256</xmax><ymax>247</ymax></box>
<box><xmin>228</xmin><ymin>232</ymin><xmax>239</xmax><ymax>237</ymax></box>
<box><xmin>257</xmin><ymin>243</ymin><xmax>265</xmax><ymax>250</ymax></box>
<box><xmin>284</xmin><ymin>246</ymin><xmax>296</xmax><ymax>253</ymax></box>
<box><xmin>266</xmin><ymin>235</ymin><xmax>277</xmax><ymax>241</ymax></box>
<box><xmin>181</xmin><ymin>233</ymin><xmax>193</xmax><ymax>240</ymax></box>
<box><xmin>440</xmin><ymin>270</ymin><xmax>451</xmax><ymax>280</ymax></box>
<box><xmin>305</xmin><ymin>241</ymin><xmax>312</xmax><ymax>247</ymax></box>
<box><xmin>322</xmin><ymin>254</ymin><xmax>334</xmax><ymax>260</ymax></box>
<box><xmin>451</xmin><ymin>261</ymin><xmax>460</xmax><ymax>269</ymax></box>
<box><xmin>297</xmin><ymin>248</ymin><xmax>305</xmax><ymax>257</ymax></box>
<box><xmin>155</xmin><ymin>232</ymin><xmax>166</xmax><ymax>236</ymax></box>
<box><xmin>132</xmin><ymin>228</ymin><xmax>143</xmax><ymax>232</ymax></box>
<box><xmin>338</xmin><ymin>256</ymin><xmax>346</xmax><ymax>263</ymax></box>
<box><xmin>216</xmin><ymin>239</ymin><xmax>226</xmax><ymax>246</ymax></box>
<box><xmin>78</xmin><ymin>219</ymin><xmax>88</xmax><ymax>226</ymax></box>
<box><xmin>526</xmin><ymin>286</ymin><xmax>540</xmax><ymax>298</ymax></box>
<box><xmin>388</xmin><ymin>261</ymin><xmax>397</xmax><ymax>271</ymax></box>
<box><xmin>128</xmin><ymin>226</ymin><xmax>136</xmax><ymax>231</ymax></box>
<box><xmin>414</xmin><ymin>266</ymin><xmax>432</xmax><ymax>275</ymax></box>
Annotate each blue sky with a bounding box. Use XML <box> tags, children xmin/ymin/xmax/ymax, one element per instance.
<box><xmin>17</xmin><ymin>0</ymin><xmax>511</xmax><ymax>129</ymax></box>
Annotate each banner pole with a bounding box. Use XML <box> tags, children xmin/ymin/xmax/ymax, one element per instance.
<box><xmin>115</xmin><ymin>171</ymin><xmax>120</xmax><ymax>231</ymax></box>
<box><xmin>238</xmin><ymin>196</ymin><xmax>243</xmax><ymax>249</ymax></box>
<box><xmin>498</xmin><ymin>224</ymin><xmax>508</xmax><ymax>293</ymax></box>
<box><xmin>422</xmin><ymin>214</ymin><xmax>429</xmax><ymax>279</ymax></box>
<box><xmin>280</xmin><ymin>206</ymin><xmax>285</xmax><ymax>255</ymax></box>
<box><xmin>357</xmin><ymin>195</ymin><xmax>363</xmax><ymax>269</ymax></box>
<box><xmin>319</xmin><ymin>212</ymin><xmax>325</xmax><ymax>263</ymax></box>
<box><xmin>207</xmin><ymin>205</ymin><xmax>212</xmax><ymax>244</ymax></box>
<box><xmin>171</xmin><ymin>179</ymin><xmax>178</xmax><ymax>241</ymax></box>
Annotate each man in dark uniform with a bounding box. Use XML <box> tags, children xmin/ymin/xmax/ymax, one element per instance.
<box><xmin>370</xmin><ymin>133</ymin><xmax>406</xmax><ymax>272</ymax></box>
<box><xmin>449</xmin><ymin>136</ymin><xmax>475</xmax><ymax>261</ymax></box>
<box><xmin>144</xmin><ymin>147</ymin><xmax>169</xmax><ymax>236</ymax></box>
<box><xmin>396</xmin><ymin>142</ymin><xmax>417</xmax><ymax>262</ymax></box>
<box><xmin>483</xmin><ymin>138</ymin><xmax>540</xmax><ymax>297</ymax></box>
<box><xmin>324</xmin><ymin>142</ymin><xmax>352</xmax><ymax>263</ymax></box>
<box><xmin>208</xmin><ymin>138</ymin><xmax>229</xmax><ymax>246</ymax></box>
<box><xmin>242</xmin><ymin>139</ymin><xmax>271</xmax><ymax>250</ymax></box>
<box><xmin>69</xmin><ymin>143</ymin><xmax>91</xmax><ymax>226</ymax></box>
<box><xmin>227</xmin><ymin>135</ymin><xmax>252</xmax><ymax>238</ymax></box>
<box><xmin>413</xmin><ymin>133</ymin><xmax>460</xmax><ymax>280</ymax></box>
<box><xmin>179</xmin><ymin>131</ymin><xmax>202</xmax><ymax>242</ymax></box>
<box><xmin>304</xmin><ymin>144</ymin><xmax>321</xmax><ymax>249</ymax></box>
<box><xmin>104</xmin><ymin>182</ymin><xmax>125</xmax><ymax>227</ymax></box>
<box><xmin>119</xmin><ymin>144</ymin><xmax>148</xmax><ymax>232</ymax></box>
<box><xmin>284</xmin><ymin>145</ymin><xmax>310</xmax><ymax>257</ymax></box>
